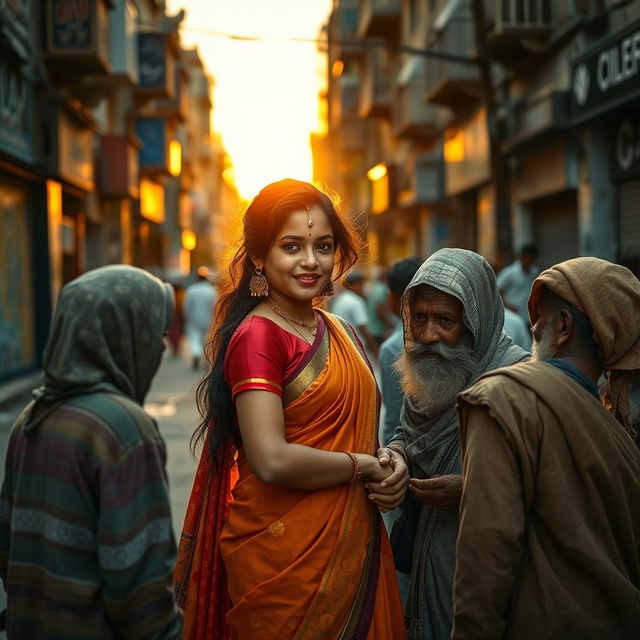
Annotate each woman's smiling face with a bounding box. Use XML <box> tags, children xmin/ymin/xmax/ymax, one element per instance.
<box><xmin>258</xmin><ymin>205</ymin><xmax>336</xmax><ymax>303</ymax></box>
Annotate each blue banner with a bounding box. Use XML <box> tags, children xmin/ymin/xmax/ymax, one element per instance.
<box><xmin>136</xmin><ymin>118</ymin><xmax>166</xmax><ymax>168</ymax></box>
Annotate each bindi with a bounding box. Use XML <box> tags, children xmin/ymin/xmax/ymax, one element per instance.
<box><xmin>306</xmin><ymin>205</ymin><xmax>313</xmax><ymax>236</ymax></box>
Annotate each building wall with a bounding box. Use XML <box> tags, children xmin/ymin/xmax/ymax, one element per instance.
<box><xmin>0</xmin><ymin>0</ymin><xmax>235</xmax><ymax>384</ymax></box>
<box><xmin>319</xmin><ymin>0</ymin><xmax>640</xmax><ymax>275</ymax></box>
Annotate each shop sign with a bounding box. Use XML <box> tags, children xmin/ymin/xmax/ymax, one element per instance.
<box><xmin>49</xmin><ymin>0</ymin><xmax>92</xmax><ymax>50</ymax></box>
<box><xmin>58</xmin><ymin>110</ymin><xmax>93</xmax><ymax>190</ymax></box>
<box><xmin>138</xmin><ymin>33</ymin><xmax>167</xmax><ymax>89</ymax></box>
<box><xmin>571</xmin><ymin>18</ymin><xmax>640</xmax><ymax>123</ymax></box>
<box><xmin>0</xmin><ymin>0</ymin><xmax>31</xmax><ymax>57</ymax></box>
<box><xmin>612</xmin><ymin>116</ymin><xmax>640</xmax><ymax>181</ymax></box>
<box><xmin>0</xmin><ymin>59</ymin><xmax>33</xmax><ymax>164</ymax></box>
<box><xmin>136</xmin><ymin>117</ymin><xmax>167</xmax><ymax>170</ymax></box>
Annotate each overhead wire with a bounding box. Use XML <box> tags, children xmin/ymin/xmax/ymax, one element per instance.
<box><xmin>136</xmin><ymin>20</ymin><xmax>477</xmax><ymax>65</ymax></box>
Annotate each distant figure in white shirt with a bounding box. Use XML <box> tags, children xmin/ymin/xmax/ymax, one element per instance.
<box><xmin>497</xmin><ymin>245</ymin><xmax>540</xmax><ymax>325</ymax></box>
<box><xmin>184</xmin><ymin>267</ymin><xmax>217</xmax><ymax>370</ymax></box>
<box><xmin>332</xmin><ymin>270</ymin><xmax>379</xmax><ymax>358</ymax></box>
<box><xmin>503</xmin><ymin>307</ymin><xmax>532</xmax><ymax>351</ymax></box>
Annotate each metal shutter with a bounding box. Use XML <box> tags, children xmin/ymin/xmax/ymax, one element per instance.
<box><xmin>533</xmin><ymin>192</ymin><xmax>579</xmax><ymax>269</ymax></box>
<box><xmin>620</xmin><ymin>179</ymin><xmax>640</xmax><ymax>259</ymax></box>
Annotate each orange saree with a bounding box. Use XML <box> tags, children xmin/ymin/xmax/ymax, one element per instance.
<box><xmin>175</xmin><ymin>310</ymin><xmax>406</xmax><ymax>640</ymax></box>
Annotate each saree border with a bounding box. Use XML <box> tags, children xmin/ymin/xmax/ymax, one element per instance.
<box><xmin>339</xmin><ymin>508</ymin><xmax>381</xmax><ymax>640</ymax></box>
<box><xmin>282</xmin><ymin>318</ymin><xmax>330</xmax><ymax>407</ymax></box>
<box><xmin>333</xmin><ymin>314</ymin><xmax>375</xmax><ymax>375</ymax></box>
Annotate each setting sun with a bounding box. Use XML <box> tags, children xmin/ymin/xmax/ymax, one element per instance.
<box><xmin>166</xmin><ymin>0</ymin><xmax>331</xmax><ymax>200</ymax></box>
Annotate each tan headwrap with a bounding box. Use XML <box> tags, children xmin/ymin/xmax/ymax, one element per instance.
<box><xmin>528</xmin><ymin>257</ymin><xmax>640</xmax><ymax>435</ymax></box>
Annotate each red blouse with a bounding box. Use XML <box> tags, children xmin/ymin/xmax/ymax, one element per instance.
<box><xmin>224</xmin><ymin>315</ymin><xmax>316</xmax><ymax>401</ymax></box>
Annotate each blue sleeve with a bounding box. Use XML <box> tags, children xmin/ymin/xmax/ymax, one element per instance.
<box><xmin>379</xmin><ymin>340</ymin><xmax>404</xmax><ymax>446</ymax></box>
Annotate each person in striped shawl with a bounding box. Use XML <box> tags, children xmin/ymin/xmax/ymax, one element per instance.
<box><xmin>0</xmin><ymin>265</ymin><xmax>182</xmax><ymax>639</ymax></box>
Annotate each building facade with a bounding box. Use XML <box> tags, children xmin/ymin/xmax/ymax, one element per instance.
<box><xmin>317</xmin><ymin>0</ymin><xmax>640</xmax><ymax>275</ymax></box>
<box><xmin>0</xmin><ymin>0</ymin><xmax>238</xmax><ymax>385</ymax></box>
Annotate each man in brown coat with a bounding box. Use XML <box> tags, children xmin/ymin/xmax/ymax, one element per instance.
<box><xmin>452</xmin><ymin>257</ymin><xmax>640</xmax><ymax>639</ymax></box>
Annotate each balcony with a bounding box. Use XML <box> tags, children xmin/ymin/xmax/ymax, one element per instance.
<box><xmin>339</xmin><ymin>120</ymin><xmax>366</xmax><ymax>153</ymax></box>
<box><xmin>425</xmin><ymin>18</ymin><xmax>480</xmax><ymax>111</ymax></box>
<box><xmin>502</xmin><ymin>90</ymin><xmax>569</xmax><ymax>151</ymax></box>
<box><xmin>358</xmin><ymin>0</ymin><xmax>401</xmax><ymax>40</ymax></box>
<box><xmin>398</xmin><ymin>152</ymin><xmax>443</xmax><ymax>208</ymax></box>
<box><xmin>153</xmin><ymin>66</ymin><xmax>188</xmax><ymax>121</ymax></box>
<box><xmin>330</xmin><ymin>6</ymin><xmax>361</xmax><ymax>60</ymax></box>
<box><xmin>44</xmin><ymin>0</ymin><xmax>113</xmax><ymax>76</ymax></box>
<box><xmin>394</xmin><ymin>80</ymin><xmax>442</xmax><ymax>142</ymax></box>
<box><xmin>359</xmin><ymin>49</ymin><xmax>392</xmax><ymax>118</ymax></box>
<box><xmin>489</xmin><ymin>0</ymin><xmax>552</xmax><ymax>61</ymax></box>
<box><xmin>340</xmin><ymin>76</ymin><xmax>361</xmax><ymax>122</ymax></box>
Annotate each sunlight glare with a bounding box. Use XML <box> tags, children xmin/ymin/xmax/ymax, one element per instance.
<box><xmin>166</xmin><ymin>0</ymin><xmax>332</xmax><ymax>200</ymax></box>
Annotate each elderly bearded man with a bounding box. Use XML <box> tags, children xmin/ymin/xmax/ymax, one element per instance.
<box><xmin>367</xmin><ymin>248</ymin><xmax>528</xmax><ymax>640</ymax></box>
<box><xmin>453</xmin><ymin>257</ymin><xmax>640</xmax><ymax>639</ymax></box>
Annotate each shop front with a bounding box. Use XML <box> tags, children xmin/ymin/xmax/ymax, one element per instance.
<box><xmin>0</xmin><ymin>11</ymin><xmax>48</xmax><ymax>381</ymax></box>
<box><xmin>612</xmin><ymin>115</ymin><xmax>640</xmax><ymax>275</ymax></box>
<box><xmin>571</xmin><ymin>16</ymin><xmax>640</xmax><ymax>273</ymax></box>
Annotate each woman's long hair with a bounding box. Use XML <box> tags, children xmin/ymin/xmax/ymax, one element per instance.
<box><xmin>193</xmin><ymin>179</ymin><xmax>362</xmax><ymax>465</ymax></box>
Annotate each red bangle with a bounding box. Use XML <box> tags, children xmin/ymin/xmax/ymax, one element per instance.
<box><xmin>343</xmin><ymin>452</ymin><xmax>361</xmax><ymax>483</ymax></box>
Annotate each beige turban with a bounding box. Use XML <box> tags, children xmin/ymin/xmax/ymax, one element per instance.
<box><xmin>528</xmin><ymin>257</ymin><xmax>640</xmax><ymax>435</ymax></box>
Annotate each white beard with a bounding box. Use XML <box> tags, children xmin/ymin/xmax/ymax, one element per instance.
<box><xmin>395</xmin><ymin>336</ymin><xmax>478</xmax><ymax>416</ymax></box>
<box><xmin>531</xmin><ymin>323</ymin><xmax>557</xmax><ymax>361</ymax></box>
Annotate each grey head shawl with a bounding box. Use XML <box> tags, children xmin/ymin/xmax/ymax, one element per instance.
<box><xmin>395</xmin><ymin>248</ymin><xmax>528</xmax><ymax>640</ymax></box>
<box><xmin>24</xmin><ymin>265</ymin><xmax>174</xmax><ymax>433</ymax></box>
<box><xmin>397</xmin><ymin>247</ymin><xmax>528</xmax><ymax>474</ymax></box>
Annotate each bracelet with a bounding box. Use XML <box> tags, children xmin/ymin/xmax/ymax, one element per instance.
<box><xmin>343</xmin><ymin>452</ymin><xmax>361</xmax><ymax>483</ymax></box>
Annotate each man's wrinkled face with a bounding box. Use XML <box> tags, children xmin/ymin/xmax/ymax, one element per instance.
<box><xmin>409</xmin><ymin>285</ymin><xmax>466</xmax><ymax>347</ymax></box>
<box><xmin>397</xmin><ymin>285</ymin><xmax>478</xmax><ymax>416</ymax></box>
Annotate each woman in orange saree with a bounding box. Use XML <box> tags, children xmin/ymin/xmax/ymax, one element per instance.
<box><xmin>175</xmin><ymin>180</ymin><xmax>406</xmax><ymax>640</ymax></box>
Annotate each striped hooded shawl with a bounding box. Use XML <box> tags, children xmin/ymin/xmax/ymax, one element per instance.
<box><xmin>0</xmin><ymin>266</ymin><xmax>182</xmax><ymax>639</ymax></box>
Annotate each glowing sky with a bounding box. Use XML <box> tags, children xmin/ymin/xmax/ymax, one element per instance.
<box><xmin>165</xmin><ymin>0</ymin><xmax>332</xmax><ymax>200</ymax></box>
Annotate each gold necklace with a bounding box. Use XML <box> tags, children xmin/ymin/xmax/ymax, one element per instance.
<box><xmin>268</xmin><ymin>303</ymin><xmax>318</xmax><ymax>337</ymax></box>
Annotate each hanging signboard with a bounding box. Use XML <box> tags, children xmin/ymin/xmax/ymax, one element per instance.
<box><xmin>571</xmin><ymin>18</ymin><xmax>640</xmax><ymax>123</ymax></box>
<box><xmin>0</xmin><ymin>59</ymin><xmax>34</xmax><ymax>164</ymax></box>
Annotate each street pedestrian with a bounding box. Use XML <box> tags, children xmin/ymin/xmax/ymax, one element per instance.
<box><xmin>377</xmin><ymin>256</ymin><xmax>423</xmax><ymax>605</ymax></box>
<box><xmin>167</xmin><ymin>281</ymin><xmax>185</xmax><ymax>356</ymax></box>
<box><xmin>453</xmin><ymin>257</ymin><xmax>640</xmax><ymax>639</ymax></box>
<box><xmin>367</xmin><ymin>266</ymin><xmax>396</xmax><ymax>346</ymax></box>
<box><xmin>503</xmin><ymin>306</ymin><xmax>532</xmax><ymax>350</ymax></box>
<box><xmin>367</xmin><ymin>248</ymin><xmax>529</xmax><ymax>640</ymax></box>
<box><xmin>332</xmin><ymin>269</ymin><xmax>380</xmax><ymax>358</ymax></box>
<box><xmin>379</xmin><ymin>256</ymin><xmax>423</xmax><ymax>447</ymax></box>
<box><xmin>497</xmin><ymin>244</ymin><xmax>540</xmax><ymax>325</ymax></box>
<box><xmin>184</xmin><ymin>266</ymin><xmax>217</xmax><ymax>370</ymax></box>
<box><xmin>0</xmin><ymin>265</ymin><xmax>182</xmax><ymax>639</ymax></box>
<box><xmin>174</xmin><ymin>179</ymin><xmax>406</xmax><ymax>639</ymax></box>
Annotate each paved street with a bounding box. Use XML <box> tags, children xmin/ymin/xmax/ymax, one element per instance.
<box><xmin>144</xmin><ymin>345</ymin><xmax>203</xmax><ymax>537</ymax></box>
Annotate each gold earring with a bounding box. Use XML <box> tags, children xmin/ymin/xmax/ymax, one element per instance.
<box><xmin>320</xmin><ymin>279</ymin><xmax>334</xmax><ymax>296</ymax></box>
<box><xmin>249</xmin><ymin>267</ymin><xmax>269</xmax><ymax>297</ymax></box>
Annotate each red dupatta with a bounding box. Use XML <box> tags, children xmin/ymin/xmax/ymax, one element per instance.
<box><xmin>174</xmin><ymin>437</ymin><xmax>238</xmax><ymax>640</ymax></box>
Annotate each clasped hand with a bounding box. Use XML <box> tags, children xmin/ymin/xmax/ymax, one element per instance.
<box><xmin>365</xmin><ymin>448</ymin><xmax>463</xmax><ymax>512</ymax></box>
<box><xmin>363</xmin><ymin>447</ymin><xmax>410</xmax><ymax>513</ymax></box>
<box><xmin>408</xmin><ymin>474</ymin><xmax>462</xmax><ymax>509</ymax></box>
